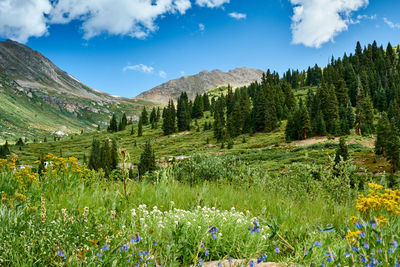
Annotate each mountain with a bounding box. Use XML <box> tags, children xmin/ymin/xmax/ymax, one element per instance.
<box><xmin>0</xmin><ymin>40</ymin><xmax>150</xmax><ymax>142</ymax></box>
<box><xmin>135</xmin><ymin>67</ymin><xmax>264</xmax><ymax>104</ymax></box>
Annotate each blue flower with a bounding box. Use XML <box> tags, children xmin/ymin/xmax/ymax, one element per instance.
<box><xmin>355</xmin><ymin>222</ymin><xmax>362</xmax><ymax>229</ymax></box>
<box><xmin>392</xmin><ymin>240</ymin><xmax>398</xmax><ymax>249</ymax></box>
<box><xmin>205</xmin><ymin>250</ymin><xmax>209</xmax><ymax>257</ymax></box>
<box><xmin>275</xmin><ymin>247</ymin><xmax>280</xmax><ymax>253</ymax></box>
<box><xmin>361</xmin><ymin>257</ymin><xmax>367</xmax><ymax>263</ymax></box>
<box><xmin>57</xmin><ymin>250</ymin><xmax>66</xmax><ymax>259</ymax></box>
<box><xmin>97</xmin><ymin>252</ymin><xmax>102</xmax><ymax>257</ymax></box>
<box><xmin>378</xmin><ymin>249</ymin><xmax>382</xmax><ymax>253</ymax></box>
<box><xmin>327</xmin><ymin>257</ymin><xmax>332</xmax><ymax>263</ymax></box>
<box><xmin>388</xmin><ymin>248</ymin><xmax>394</xmax><ymax>253</ymax></box>
<box><xmin>359</xmin><ymin>232</ymin><xmax>366</xmax><ymax>238</ymax></box>
<box><xmin>314</xmin><ymin>241</ymin><xmax>322</xmax><ymax>247</ymax></box>
<box><xmin>363</xmin><ymin>243</ymin><xmax>369</xmax><ymax>249</ymax></box>
<box><xmin>228</xmin><ymin>258</ymin><xmax>233</xmax><ymax>264</ymax></box>
<box><xmin>208</xmin><ymin>227</ymin><xmax>218</xmax><ymax>234</ymax></box>
<box><xmin>198</xmin><ymin>258</ymin><xmax>203</xmax><ymax>266</ymax></box>
<box><xmin>212</xmin><ymin>234</ymin><xmax>217</xmax><ymax>240</ymax></box>
<box><xmin>352</xmin><ymin>246</ymin><xmax>359</xmax><ymax>252</ymax></box>
<box><xmin>127</xmin><ymin>259</ymin><xmax>130</xmax><ymax>263</ymax></box>
<box><xmin>200</xmin><ymin>242</ymin><xmax>205</xmax><ymax>248</ymax></box>
<box><xmin>250</xmin><ymin>221</ymin><xmax>260</xmax><ymax>234</ymax></box>
<box><xmin>102</xmin><ymin>245</ymin><xmax>110</xmax><ymax>251</ymax></box>
<box><xmin>377</xmin><ymin>237</ymin><xmax>383</xmax><ymax>243</ymax></box>
<box><xmin>345</xmin><ymin>251</ymin><xmax>350</xmax><ymax>258</ymax></box>
<box><xmin>134</xmin><ymin>234</ymin><xmax>141</xmax><ymax>242</ymax></box>
<box><xmin>257</xmin><ymin>254</ymin><xmax>267</xmax><ymax>263</ymax></box>
<box><xmin>153</xmin><ymin>242</ymin><xmax>157</xmax><ymax>246</ymax></box>
<box><xmin>249</xmin><ymin>260</ymin><xmax>255</xmax><ymax>267</ymax></box>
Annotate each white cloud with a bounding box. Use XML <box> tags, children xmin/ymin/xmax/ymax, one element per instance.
<box><xmin>290</xmin><ymin>0</ymin><xmax>369</xmax><ymax>48</ymax></box>
<box><xmin>0</xmin><ymin>0</ymin><xmax>51</xmax><ymax>43</ymax></box>
<box><xmin>0</xmin><ymin>0</ymin><xmax>234</xmax><ymax>43</ymax></box>
<box><xmin>229</xmin><ymin>12</ymin><xmax>247</xmax><ymax>20</ymax></box>
<box><xmin>384</xmin><ymin>17</ymin><xmax>400</xmax><ymax>29</ymax></box>
<box><xmin>123</xmin><ymin>64</ymin><xmax>154</xmax><ymax>73</ymax></box>
<box><xmin>180</xmin><ymin>71</ymin><xmax>185</xmax><ymax>76</ymax></box>
<box><xmin>49</xmin><ymin>0</ymin><xmax>193</xmax><ymax>40</ymax></box>
<box><xmin>195</xmin><ymin>0</ymin><xmax>229</xmax><ymax>8</ymax></box>
<box><xmin>159</xmin><ymin>70</ymin><xmax>167</xmax><ymax>78</ymax></box>
<box><xmin>199</xmin><ymin>23</ymin><xmax>205</xmax><ymax>31</ymax></box>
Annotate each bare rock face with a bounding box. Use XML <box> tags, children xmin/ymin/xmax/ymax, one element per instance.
<box><xmin>135</xmin><ymin>67</ymin><xmax>264</xmax><ymax>104</ymax></box>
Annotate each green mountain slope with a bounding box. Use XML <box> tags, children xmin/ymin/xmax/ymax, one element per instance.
<box><xmin>0</xmin><ymin>40</ymin><xmax>153</xmax><ymax>142</ymax></box>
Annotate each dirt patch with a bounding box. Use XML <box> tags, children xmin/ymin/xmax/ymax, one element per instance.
<box><xmin>199</xmin><ymin>260</ymin><xmax>288</xmax><ymax>267</ymax></box>
<box><xmin>171</xmin><ymin>131</ymin><xmax>190</xmax><ymax>137</ymax></box>
<box><xmin>288</xmin><ymin>136</ymin><xmax>375</xmax><ymax>149</ymax></box>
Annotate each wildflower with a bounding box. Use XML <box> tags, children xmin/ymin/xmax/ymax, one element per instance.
<box><xmin>97</xmin><ymin>252</ymin><xmax>102</xmax><ymax>257</ymax></box>
<box><xmin>363</xmin><ymin>243</ymin><xmax>369</xmax><ymax>249</ymax></box>
<box><xmin>57</xmin><ymin>250</ymin><xmax>66</xmax><ymax>259</ymax></box>
<box><xmin>102</xmin><ymin>245</ymin><xmax>110</xmax><ymax>251</ymax></box>
<box><xmin>153</xmin><ymin>242</ymin><xmax>157</xmax><ymax>246</ymax></box>
<box><xmin>361</xmin><ymin>257</ymin><xmax>367</xmax><ymax>263</ymax></box>
<box><xmin>205</xmin><ymin>250</ymin><xmax>209</xmax><ymax>257</ymax></box>
<box><xmin>250</xmin><ymin>221</ymin><xmax>260</xmax><ymax>234</ymax></box>
<box><xmin>355</xmin><ymin>222</ymin><xmax>362</xmax><ymax>229</ymax></box>
<box><xmin>274</xmin><ymin>246</ymin><xmax>280</xmax><ymax>253</ymax></box>
<box><xmin>212</xmin><ymin>234</ymin><xmax>217</xmax><ymax>240</ymax></box>
<box><xmin>314</xmin><ymin>241</ymin><xmax>322</xmax><ymax>247</ymax></box>
<box><xmin>133</xmin><ymin>234</ymin><xmax>141</xmax><ymax>243</ymax></box>
<box><xmin>208</xmin><ymin>227</ymin><xmax>218</xmax><ymax>234</ymax></box>
<box><xmin>352</xmin><ymin>246</ymin><xmax>359</xmax><ymax>252</ymax></box>
<box><xmin>228</xmin><ymin>258</ymin><xmax>233</xmax><ymax>264</ymax></box>
<box><xmin>198</xmin><ymin>258</ymin><xmax>203</xmax><ymax>266</ymax></box>
<box><xmin>327</xmin><ymin>257</ymin><xmax>332</xmax><ymax>263</ymax></box>
<box><xmin>392</xmin><ymin>240</ymin><xmax>398</xmax><ymax>249</ymax></box>
<box><xmin>257</xmin><ymin>254</ymin><xmax>267</xmax><ymax>263</ymax></box>
<box><xmin>350</xmin><ymin>216</ymin><xmax>358</xmax><ymax>223</ymax></box>
<box><xmin>359</xmin><ymin>232</ymin><xmax>366</xmax><ymax>238</ymax></box>
<box><xmin>249</xmin><ymin>260</ymin><xmax>255</xmax><ymax>267</ymax></box>
<box><xmin>377</xmin><ymin>237</ymin><xmax>383</xmax><ymax>243</ymax></box>
<box><xmin>345</xmin><ymin>251</ymin><xmax>350</xmax><ymax>258</ymax></box>
<box><xmin>388</xmin><ymin>248</ymin><xmax>394</xmax><ymax>253</ymax></box>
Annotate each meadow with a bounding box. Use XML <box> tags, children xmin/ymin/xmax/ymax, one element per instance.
<box><xmin>1</xmin><ymin>141</ymin><xmax>400</xmax><ymax>265</ymax></box>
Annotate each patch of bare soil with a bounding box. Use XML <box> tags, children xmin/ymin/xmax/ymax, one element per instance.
<box><xmin>199</xmin><ymin>260</ymin><xmax>288</xmax><ymax>267</ymax></box>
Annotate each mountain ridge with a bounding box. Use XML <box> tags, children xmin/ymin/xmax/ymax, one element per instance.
<box><xmin>135</xmin><ymin>67</ymin><xmax>264</xmax><ymax>104</ymax></box>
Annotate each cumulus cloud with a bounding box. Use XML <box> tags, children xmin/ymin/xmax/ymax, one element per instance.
<box><xmin>0</xmin><ymin>0</ymin><xmax>234</xmax><ymax>43</ymax></box>
<box><xmin>49</xmin><ymin>0</ymin><xmax>193</xmax><ymax>40</ymax></box>
<box><xmin>199</xmin><ymin>23</ymin><xmax>205</xmax><ymax>32</ymax></box>
<box><xmin>123</xmin><ymin>64</ymin><xmax>154</xmax><ymax>73</ymax></box>
<box><xmin>195</xmin><ymin>0</ymin><xmax>229</xmax><ymax>8</ymax></box>
<box><xmin>229</xmin><ymin>12</ymin><xmax>247</xmax><ymax>20</ymax></box>
<box><xmin>384</xmin><ymin>17</ymin><xmax>400</xmax><ymax>29</ymax></box>
<box><xmin>159</xmin><ymin>70</ymin><xmax>167</xmax><ymax>78</ymax></box>
<box><xmin>0</xmin><ymin>0</ymin><xmax>51</xmax><ymax>43</ymax></box>
<box><xmin>290</xmin><ymin>0</ymin><xmax>369</xmax><ymax>48</ymax></box>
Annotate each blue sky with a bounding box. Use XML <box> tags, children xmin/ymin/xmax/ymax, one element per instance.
<box><xmin>1</xmin><ymin>0</ymin><xmax>400</xmax><ymax>97</ymax></box>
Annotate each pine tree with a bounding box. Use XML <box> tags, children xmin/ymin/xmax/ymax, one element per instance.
<box><xmin>163</xmin><ymin>100</ymin><xmax>176</xmax><ymax>135</ymax></box>
<box><xmin>0</xmin><ymin>141</ymin><xmax>10</xmax><ymax>159</ymax></box>
<box><xmin>375</xmin><ymin>113</ymin><xmax>391</xmax><ymax>156</ymax></box>
<box><xmin>150</xmin><ymin>107</ymin><xmax>157</xmax><ymax>124</ymax></box>
<box><xmin>387</xmin><ymin>120</ymin><xmax>400</xmax><ymax>173</ymax></box>
<box><xmin>100</xmin><ymin>139</ymin><xmax>111</xmax><ymax>177</ymax></box>
<box><xmin>192</xmin><ymin>94</ymin><xmax>204</xmax><ymax>119</ymax></box>
<box><xmin>16</xmin><ymin>138</ymin><xmax>24</xmax><ymax>146</ymax></box>
<box><xmin>108</xmin><ymin>114</ymin><xmax>118</xmax><ymax>132</ymax></box>
<box><xmin>130</xmin><ymin>125</ymin><xmax>135</xmax><ymax>135</ymax></box>
<box><xmin>156</xmin><ymin>107</ymin><xmax>161</xmax><ymax>122</ymax></box>
<box><xmin>141</xmin><ymin>107</ymin><xmax>149</xmax><ymax>125</ymax></box>
<box><xmin>138</xmin><ymin>140</ymin><xmax>156</xmax><ymax>177</ymax></box>
<box><xmin>203</xmin><ymin>93</ymin><xmax>210</xmax><ymax>111</ymax></box>
<box><xmin>177</xmin><ymin>92</ymin><xmax>191</xmax><ymax>131</ymax></box>
<box><xmin>138</xmin><ymin>117</ymin><xmax>143</xmax><ymax>137</ymax></box>
<box><xmin>88</xmin><ymin>139</ymin><xmax>101</xmax><ymax>171</ymax></box>
<box><xmin>300</xmin><ymin>105</ymin><xmax>311</xmax><ymax>139</ymax></box>
<box><xmin>110</xmin><ymin>139</ymin><xmax>119</xmax><ymax>172</ymax></box>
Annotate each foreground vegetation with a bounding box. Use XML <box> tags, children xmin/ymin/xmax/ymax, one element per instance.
<box><xmin>1</xmin><ymin>151</ymin><xmax>400</xmax><ymax>266</ymax></box>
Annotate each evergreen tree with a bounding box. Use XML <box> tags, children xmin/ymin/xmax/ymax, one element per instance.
<box><xmin>375</xmin><ymin>113</ymin><xmax>391</xmax><ymax>156</ymax></box>
<box><xmin>156</xmin><ymin>107</ymin><xmax>161</xmax><ymax>122</ymax></box>
<box><xmin>108</xmin><ymin>114</ymin><xmax>118</xmax><ymax>132</ymax></box>
<box><xmin>119</xmin><ymin>113</ymin><xmax>128</xmax><ymax>131</ymax></box>
<box><xmin>141</xmin><ymin>107</ymin><xmax>149</xmax><ymax>125</ymax></box>
<box><xmin>203</xmin><ymin>93</ymin><xmax>210</xmax><ymax>111</ymax></box>
<box><xmin>100</xmin><ymin>139</ymin><xmax>111</xmax><ymax>177</ymax></box>
<box><xmin>150</xmin><ymin>107</ymin><xmax>157</xmax><ymax>124</ymax></box>
<box><xmin>110</xmin><ymin>139</ymin><xmax>119</xmax><ymax>172</ymax></box>
<box><xmin>177</xmin><ymin>92</ymin><xmax>191</xmax><ymax>131</ymax></box>
<box><xmin>16</xmin><ymin>138</ymin><xmax>24</xmax><ymax>146</ymax></box>
<box><xmin>192</xmin><ymin>94</ymin><xmax>204</xmax><ymax>119</ymax></box>
<box><xmin>138</xmin><ymin>117</ymin><xmax>143</xmax><ymax>137</ymax></box>
<box><xmin>130</xmin><ymin>125</ymin><xmax>135</xmax><ymax>135</ymax></box>
<box><xmin>387</xmin><ymin>120</ymin><xmax>400</xmax><ymax>173</ymax></box>
<box><xmin>88</xmin><ymin>139</ymin><xmax>101</xmax><ymax>171</ymax></box>
<box><xmin>0</xmin><ymin>141</ymin><xmax>10</xmax><ymax>159</ymax></box>
<box><xmin>162</xmin><ymin>100</ymin><xmax>176</xmax><ymax>135</ymax></box>
<box><xmin>138</xmin><ymin>140</ymin><xmax>156</xmax><ymax>177</ymax></box>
